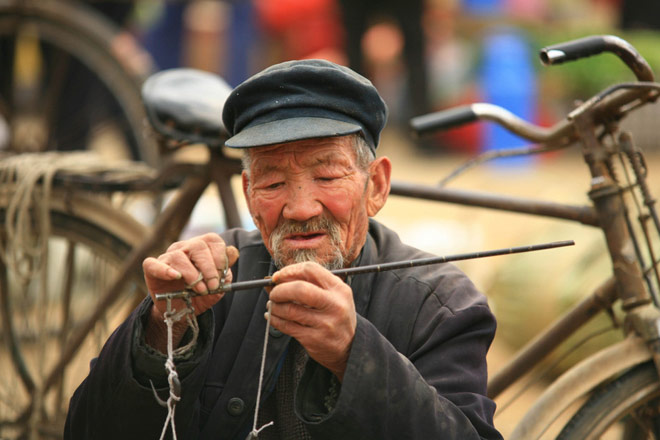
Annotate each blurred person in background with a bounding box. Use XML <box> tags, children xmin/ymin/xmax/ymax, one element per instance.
<box><xmin>337</xmin><ymin>0</ymin><xmax>430</xmax><ymax>123</ymax></box>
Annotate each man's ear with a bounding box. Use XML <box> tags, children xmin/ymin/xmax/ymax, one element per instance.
<box><xmin>366</xmin><ymin>156</ymin><xmax>392</xmax><ymax>217</ymax></box>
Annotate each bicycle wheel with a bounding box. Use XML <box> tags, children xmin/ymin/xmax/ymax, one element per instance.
<box><xmin>0</xmin><ymin>189</ymin><xmax>147</xmax><ymax>439</ymax></box>
<box><xmin>0</xmin><ymin>0</ymin><xmax>160</xmax><ymax>165</ymax></box>
<box><xmin>557</xmin><ymin>361</ymin><xmax>660</xmax><ymax>439</ymax></box>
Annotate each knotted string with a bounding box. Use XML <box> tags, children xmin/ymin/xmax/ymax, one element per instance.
<box><xmin>152</xmin><ymin>296</ymin><xmax>199</xmax><ymax>440</ymax></box>
<box><xmin>152</xmin><ymin>267</ymin><xmax>277</xmax><ymax>439</ymax></box>
<box><xmin>246</xmin><ymin>301</ymin><xmax>275</xmax><ymax>439</ymax></box>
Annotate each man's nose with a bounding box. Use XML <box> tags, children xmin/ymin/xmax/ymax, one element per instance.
<box><xmin>282</xmin><ymin>183</ymin><xmax>323</xmax><ymax>221</ymax></box>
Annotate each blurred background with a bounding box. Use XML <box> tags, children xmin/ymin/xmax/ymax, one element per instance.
<box><xmin>3</xmin><ymin>0</ymin><xmax>660</xmax><ymax>437</ymax></box>
<box><xmin>131</xmin><ymin>0</ymin><xmax>660</xmax><ymax>153</ymax></box>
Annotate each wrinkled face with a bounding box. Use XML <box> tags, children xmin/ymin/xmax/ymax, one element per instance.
<box><xmin>243</xmin><ymin>136</ymin><xmax>389</xmax><ymax>269</ymax></box>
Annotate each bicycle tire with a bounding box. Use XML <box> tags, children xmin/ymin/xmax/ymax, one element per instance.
<box><xmin>0</xmin><ymin>0</ymin><xmax>160</xmax><ymax>165</ymax></box>
<box><xmin>0</xmin><ymin>189</ymin><xmax>147</xmax><ymax>439</ymax></box>
<box><xmin>557</xmin><ymin>361</ymin><xmax>660</xmax><ymax>439</ymax></box>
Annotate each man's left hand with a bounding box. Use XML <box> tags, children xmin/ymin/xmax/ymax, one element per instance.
<box><xmin>267</xmin><ymin>262</ymin><xmax>356</xmax><ymax>381</ymax></box>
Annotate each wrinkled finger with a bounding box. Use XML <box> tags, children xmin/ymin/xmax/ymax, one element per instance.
<box><xmin>186</xmin><ymin>241</ymin><xmax>223</xmax><ymax>292</ymax></box>
<box><xmin>265</xmin><ymin>309</ymin><xmax>310</xmax><ymax>339</ymax></box>
<box><xmin>143</xmin><ymin>257</ymin><xmax>182</xmax><ymax>281</ymax></box>
<box><xmin>271</xmin><ymin>262</ymin><xmax>341</xmax><ymax>289</ymax></box>
<box><xmin>184</xmin><ymin>271</ymin><xmax>204</xmax><ymax>289</ymax></box>
<box><xmin>267</xmin><ymin>300</ymin><xmax>319</xmax><ymax>328</ymax></box>
<box><xmin>269</xmin><ymin>280</ymin><xmax>330</xmax><ymax>310</ymax></box>
<box><xmin>158</xmin><ymin>250</ymin><xmax>208</xmax><ymax>294</ymax></box>
<box><xmin>225</xmin><ymin>245</ymin><xmax>240</xmax><ymax>270</ymax></box>
<box><xmin>206</xmin><ymin>243</ymin><xmax>239</xmax><ymax>288</ymax></box>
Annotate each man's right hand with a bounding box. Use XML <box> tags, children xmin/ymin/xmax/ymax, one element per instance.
<box><xmin>141</xmin><ymin>233</ymin><xmax>239</xmax><ymax>350</ymax></box>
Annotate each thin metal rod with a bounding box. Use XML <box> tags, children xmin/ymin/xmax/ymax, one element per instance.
<box><xmin>155</xmin><ymin>240</ymin><xmax>575</xmax><ymax>301</ymax></box>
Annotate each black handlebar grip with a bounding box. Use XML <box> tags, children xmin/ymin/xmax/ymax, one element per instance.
<box><xmin>540</xmin><ymin>35</ymin><xmax>607</xmax><ymax>65</ymax></box>
<box><xmin>410</xmin><ymin>106</ymin><xmax>478</xmax><ymax>136</ymax></box>
<box><xmin>540</xmin><ymin>35</ymin><xmax>653</xmax><ymax>81</ymax></box>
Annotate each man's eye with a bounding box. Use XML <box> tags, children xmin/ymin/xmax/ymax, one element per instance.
<box><xmin>317</xmin><ymin>176</ymin><xmax>338</xmax><ymax>182</ymax></box>
<box><xmin>266</xmin><ymin>182</ymin><xmax>284</xmax><ymax>189</ymax></box>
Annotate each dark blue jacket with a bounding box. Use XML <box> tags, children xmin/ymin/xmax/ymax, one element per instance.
<box><xmin>65</xmin><ymin>220</ymin><xmax>501</xmax><ymax>439</ymax></box>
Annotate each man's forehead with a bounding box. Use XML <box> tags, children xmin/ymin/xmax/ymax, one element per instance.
<box><xmin>248</xmin><ymin>137</ymin><xmax>355</xmax><ymax>168</ymax></box>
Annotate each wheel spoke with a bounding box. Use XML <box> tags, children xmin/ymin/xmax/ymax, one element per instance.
<box><xmin>53</xmin><ymin>240</ymin><xmax>75</xmax><ymax>420</ymax></box>
<box><xmin>0</xmin><ymin>261</ymin><xmax>35</xmax><ymax>394</ymax></box>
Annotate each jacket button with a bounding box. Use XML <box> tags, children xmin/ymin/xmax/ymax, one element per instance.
<box><xmin>227</xmin><ymin>397</ymin><xmax>245</xmax><ymax>416</ymax></box>
<box><xmin>269</xmin><ymin>326</ymin><xmax>283</xmax><ymax>338</ymax></box>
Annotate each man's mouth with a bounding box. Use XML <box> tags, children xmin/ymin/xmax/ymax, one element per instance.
<box><xmin>270</xmin><ymin>217</ymin><xmax>345</xmax><ymax>269</ymax></box>
<box><xmin>285</xmin><ymin>231</ymin><xmax>326</xmax><ymax>247</ymax></box>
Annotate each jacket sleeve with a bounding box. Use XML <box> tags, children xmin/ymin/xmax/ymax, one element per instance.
<box><xmin>295</xmin><ymin>297</ymin><xmax>502</xmax><ymax>439</ymax></box>
<box><xmin>64</xmin><ymin>298</ymin><xmax>214</xmax><ymax>440</ymax></box>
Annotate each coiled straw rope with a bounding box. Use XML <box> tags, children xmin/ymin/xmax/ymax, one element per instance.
<box><xmin>0</xmin><ymin>151</ymin><xmax>154</xmax><ymax>284</ymax></box>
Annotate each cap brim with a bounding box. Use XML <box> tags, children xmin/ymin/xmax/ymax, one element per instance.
<box><xmin>224</xmin><ymin>117</ymin><xmax>363</xmax><ymax>148</ymax></box>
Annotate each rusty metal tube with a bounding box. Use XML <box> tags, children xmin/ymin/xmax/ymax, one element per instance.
<box><xmin>488</xmin><ymin>276</ymin><xmax>618</xmax><ymax>399</ymax></box>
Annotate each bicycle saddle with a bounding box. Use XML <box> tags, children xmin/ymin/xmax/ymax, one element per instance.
<box><xmin>141</xmin><ymin>68</ymin><xmax>232</xmax><ymax>147</ymax></box>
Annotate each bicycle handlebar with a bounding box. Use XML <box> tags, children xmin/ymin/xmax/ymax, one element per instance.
<box><xmin>540</xmin><ymin>35</ymin><xmax>654</xmax><ymax>82</ymax></box>
<box><xmin>410</xmin><ymin>103</ymin><xmax>573</xmax><ymax>143</ymax></box>
<box><xmin>410</xmin><ymin>35</ymin><xmax>657</xmax><ymax>145</ymax></box>
<box><xmin>410</xmin><ymin>106</ymin><xmax>478</xmax><ymax>135</ymax></box>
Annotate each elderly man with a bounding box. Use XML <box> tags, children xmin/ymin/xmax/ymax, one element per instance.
<box><xmin>65</xmin><ymin>60</ymin><xmax>501</xmax><ymax>439</ymax></box>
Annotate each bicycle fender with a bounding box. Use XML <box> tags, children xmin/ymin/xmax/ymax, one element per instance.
<box><xmin>508</xmin><ymin>335</ymin><xmax>652</xmax><ymax>440</ymax></box>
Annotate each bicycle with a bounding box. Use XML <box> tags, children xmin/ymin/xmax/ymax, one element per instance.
<box><xmin>1</xmin><ymin>33</ymin><xmax>659</xmax><ymax>439</ymax></box>
<box><xmin>0</xmin><ymin>67</ymin><xmax>242</xmax><ymax>439</ymax></box>
<box><xmin>0</xmin><ymin>0</ymin><xmax>160</xmax><ymax>165</ymax></box>
<box><xmin>408</xmin><ymin>34</ymin><xmax>660</xmax><ymax>438</ymax></box>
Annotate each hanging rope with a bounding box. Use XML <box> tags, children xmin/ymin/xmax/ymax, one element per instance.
<box><xmin>151</xmin><ymin>296</ymin><xmax>199</xmax><ymax>440</ymax></box>
<box><xmin>152</xmin><ymin>297</ymin><xmax>274</xmax><ymax>439</ymax></box>
<box><xmin>0</xmin><ymin>151</ymin><xmax>154</xmax><ymax>285</ymax></box>
<box><xmin>247</xmin><ymin>301</ymin><xmax>275</xmax><ymax>439</ymax></box>
<box><xmin>151</xmin><ymin>262</ymin><xmax>274</xmax><ymax>439</ymax></box>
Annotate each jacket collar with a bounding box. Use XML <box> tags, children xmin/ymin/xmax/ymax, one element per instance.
<box><xmin>346</xmin><ymin>222</ymin><xmax>378</xmax><ymax>317</ymax></box>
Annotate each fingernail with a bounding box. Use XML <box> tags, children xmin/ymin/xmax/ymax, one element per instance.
<box><xmin>207</xmin><ymin>277</ymin><xmax>220</xmax><ymax>291</ymax></box>
<box><xmin>170</xmin><ymin>269</ymin><xmax>182</xmax><ymax>279</ymax></box>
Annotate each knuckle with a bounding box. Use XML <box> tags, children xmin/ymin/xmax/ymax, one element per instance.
<box><xmin>288</xmin><ymin>303</ymin><xmax>306</xmax><ymax>322</ymax></box>
<box><xmin>202</xmin><ymin>232</ymin><xmax>221</xmax><ymax>241</ymax></box>
<box><xmin>300</xmin><ymin>261</ymin><xmax>320</xmax><ymax>273</ymax></box>
<box><xmin>166</xmin><ymin>239</ymin><xmax>188</xmax><ymax>252</ymax></box>
<box><xmin>272</xmin><ymin>317</ymin><xmax>288</xmax><ymax>332</ymax></box>
<box><xmin>142</xmin><ymin>257</ymin><xmax>155</xmax><ymax>269</ymax></box>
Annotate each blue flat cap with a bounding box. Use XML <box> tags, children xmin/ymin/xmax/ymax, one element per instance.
<box><xmin>222</xmin><ymin>59</ymin><xmax>388</xmax><ymax>152</ymax></box>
